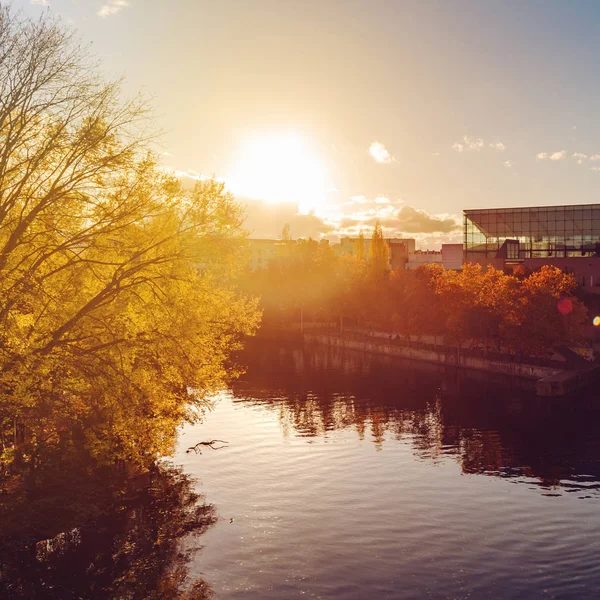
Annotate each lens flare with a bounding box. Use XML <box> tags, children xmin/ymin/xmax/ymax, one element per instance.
<box><xmin>593</xmin><ymin>316</ymin><xmax>600</xmax><ymax>327</ymax></box>
<box><xmin>557</xmin><ymin>298</ymin><xmax>573</xmax><ymax>316</ymax></box>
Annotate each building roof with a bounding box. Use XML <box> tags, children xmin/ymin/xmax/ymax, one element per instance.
<box><xmin>464</xmin><ymin>204</ymin><xmax>600</xmax><ymax>239</ymax></box>
<box><xmin>464</xmin><ymin>203</ymin><xmax>600</xmax><ymax>213</ymax></box>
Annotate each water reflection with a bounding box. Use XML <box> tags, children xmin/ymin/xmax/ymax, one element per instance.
<box><xmin>232</xmin><ymin>341</ymin><xmax>600</xmax><ymax>496</ymax></box>
<box><xmin>0</xmin><ymin>459</ymin><xmax>215</xmax><ymax>599</ymax></box>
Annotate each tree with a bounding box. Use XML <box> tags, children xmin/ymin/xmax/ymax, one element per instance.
<box><xmin>280</xmin><ymin>223</ymin><xmax>292</xmax><ymax>241</ymax></box>
<box><xmin>429</xmin><ymin>264</ymin><xmax>588</xmax><ymax>356</ymax></box>
<box><xmin>0</xmin><ymin>9</ymin><xmax>260</xmax><ymax>468</ymax></box>
<box><xmin>368</xmin><ymin>221</ymin><xmax>389</xmax><ymax>275</ymax></box>
<box><xmin>431</xmin><ymin>264</ymin><xmax>521</xmax><ymax>351</ymax></box>
<box><xmin>355</xmin><ymin>230</ymin><xmax>366</xmax><ymax>262</ymax></box>
<box><xmin>510</xmin><ymin>265</ymin><xmax>588</xmax><ymax>355</ymax></box>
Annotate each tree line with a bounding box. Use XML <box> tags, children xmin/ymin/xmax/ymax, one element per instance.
<box><xmin>243</xmin><ymin>225</ymin><xmax>590</xmax><ymax>356</ymax></box>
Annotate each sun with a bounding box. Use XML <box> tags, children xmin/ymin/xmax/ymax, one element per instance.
<box><xmin>228</xmin><ymin>133</ymin><xmax>330</xmax><ymax>213</ymax></box>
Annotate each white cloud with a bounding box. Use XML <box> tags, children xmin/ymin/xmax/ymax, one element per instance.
<box><xmin>98</xmin><ymin>0</ymin><xmax>130</xmax><ymax>17</ymax></box>
<box><xmin>592</xmin><ymin>166</ymin><xmax>600</xmax><ymax>172</ymax></box>
<box><xmin>590</xmin><ymin>155</ymin><xmax>600</xmax><ymax>162</ymax></box>
<box><xmin>452</xmin><ymin>136</ymin><xmax>484</xmax><ymax>152</ymax></box>
<box><xmin>503</xmin><ymin>160</ymin><xmax>513</xmax><ymax>168</ymax></box>
<box><xmin>369</xmin><ymin>141</ymin><xmax>395</xmax><ymax>164</ymax></box>
<box><xmin>348</xmin><ymin>195</ymin><xmax>369</xmax><ymax>204</ymax></box>
<box><xmin>537</xmin><ymin>150</ymin><xmax>566</xmax><ymax>161</ymax></box>
<box><xmin>572</xmin><ymin>152</ymin><xmax>587</xmax><ymax>164</ymax></box>
<box><xmin>31</xmin><ymin>0</ymin><xmax>49</xmax><ymax>5</ymax></box>
<box><xmin>453</xmin><ymin>136</ymin><xmax>506</xmax><ymax>153</ymax></box>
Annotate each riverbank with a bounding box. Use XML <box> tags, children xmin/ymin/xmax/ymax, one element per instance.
<box><xmin>304</xmin><ymin>333</ymin><xmax>600</xmax><ymax>397</ymax></box>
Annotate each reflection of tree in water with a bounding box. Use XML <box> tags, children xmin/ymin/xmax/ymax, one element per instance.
<box><xmin>0</xmin><ymin>457</ymin><xmax>215</xmax><ymax>599</ymax></box>
<box><xmin>233</xmin><ymin>341</ymin><xmax>600</xmax><ymax>494</ymax></box>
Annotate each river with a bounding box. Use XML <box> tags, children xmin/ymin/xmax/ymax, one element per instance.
<box><xmin>175</xmin><ymin>340</ymin><xmax>600</xmax><ymax>599</ymax></box>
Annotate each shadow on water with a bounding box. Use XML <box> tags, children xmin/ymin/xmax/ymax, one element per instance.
<box><xmin>0</xmin><ymin>457</ymin><xmax>216</xmax><ymax>599</ymax></box>
<box><xmin>232</xmin><ymin>339</ymin><xmax>600</xmax><ymax>496</ymax></box>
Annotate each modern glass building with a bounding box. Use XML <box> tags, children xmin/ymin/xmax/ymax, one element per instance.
<box><xmin>464</xmin><ymin>204</ymin><xmax>600</xmax><ymax>260</ymax></box>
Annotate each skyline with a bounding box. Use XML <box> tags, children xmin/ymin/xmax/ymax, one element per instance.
<box><xmin>17</xmin><ymin>0</ymin><xmax>600</xmax><ymax>246</ymax></box>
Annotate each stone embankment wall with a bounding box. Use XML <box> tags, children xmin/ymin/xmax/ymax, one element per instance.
<box><xmin>305</xmin><ymin>334</ymin><xmax>562</xmax><ymax>381</ymax></box>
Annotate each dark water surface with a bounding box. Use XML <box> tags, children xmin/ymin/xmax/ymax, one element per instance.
<box><xmin>175</xmin><ymin>341</ymin><xmax>600</xmax><ymax>600</ymax></box>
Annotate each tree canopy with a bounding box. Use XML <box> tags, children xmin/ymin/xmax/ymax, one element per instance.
<box><xmin>368</xmin><ymin>221</ymin><xmax>389</xmax><ymax>274</ymax></box>
<box><xmin>245</xmin><ymin>234</ymin><xmax>590</xmax><ymax>357</ymax></box>
<box><xmin>0</xmin><ymin>8</ymin><xmax>260</xmax><ymax>469</ymax></box>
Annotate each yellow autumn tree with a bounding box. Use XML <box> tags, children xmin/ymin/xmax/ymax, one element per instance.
<box><xmin>354</xmin><ymin>230</ymin><xmax>366</xmax><ymax>262</ymax></box>
<box><xmin>0</xmin><ymin>9</ymin><xmax>260</xmax><ymax>468</ymax></box>
<box><xmin>368</xmin><ymin>221</ymin><xmax>389</xmax><ymax>275</ymax></box>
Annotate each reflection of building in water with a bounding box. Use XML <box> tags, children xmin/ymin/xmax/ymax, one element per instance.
<box><xmin>234</xmin><ymin>341</ymin><xmax>600</xmax><ymax>495</ymax></box>
<box><xmin>292</xmin><ymin>348</ymin><xmax>305</xmax><ymax>374</ymax></box>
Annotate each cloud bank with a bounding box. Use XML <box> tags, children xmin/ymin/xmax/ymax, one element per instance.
<box><xmin>238</xmin><ymin>194</ymin><xmax>461</xmax><ymax>249</ymax></box>
<box><xmin>242</xmin><ymin>199</ymin><xmax>336</xmax><ymax>240</ymax></box>
<box><xmin>170</xmin><ymin>170</ymin><xmax>460</xmax><ymax>248</ymax></box>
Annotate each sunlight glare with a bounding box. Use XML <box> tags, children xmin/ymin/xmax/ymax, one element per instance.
<box><xmin>228</xmin><ymin>133</ymin><xmax>330</xmax><ymax>213</ymax></box>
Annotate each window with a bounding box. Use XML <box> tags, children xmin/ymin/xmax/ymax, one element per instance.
<box><xmin>507</xmin><ymin>240</ymin><xmax>519</xmax><ymax>260</ymax></box>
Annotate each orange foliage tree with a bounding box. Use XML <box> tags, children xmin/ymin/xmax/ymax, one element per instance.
<box><xmin>245</xmin><ymin>238</ymin><xmax>590</xmax><ymax>355</ymax></box>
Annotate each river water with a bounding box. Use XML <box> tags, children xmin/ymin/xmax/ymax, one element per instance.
<box><xmin>175</xmin><ymin>340</ymin><xmax>600</xmax><ymax>600</ymax></box>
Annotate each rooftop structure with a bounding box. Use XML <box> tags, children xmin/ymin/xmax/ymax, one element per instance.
<box><xmin>464</xmin><ymin>204</ymin><xmax>600</xmax><ymax>260</ymax></box>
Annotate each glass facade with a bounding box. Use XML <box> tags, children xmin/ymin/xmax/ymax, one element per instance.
<box><xmin>464</xmin><ymin>204</ymin><xmax>600</xmax><ymax>259</ymax></box>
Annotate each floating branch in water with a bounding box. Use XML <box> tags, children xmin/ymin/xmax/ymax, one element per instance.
<box><xmin>186</xmin><ymin>440</ymin><xmax>229</xmax><ymax>454</ymax></box>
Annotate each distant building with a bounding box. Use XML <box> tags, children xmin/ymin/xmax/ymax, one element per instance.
<box><xmin>248</xmin><ymin>235</ymin><xmax>464</xmax><ymax>273</ymax></box>
<box><xmin>388</xmin><ymin>238</ymin><xmax>415</xmax><ymax>270</ymax></box>
<box><xmin>405</xmin><ymin>244</ymin><xmax>463</xmax><ymax>270</ymax></box>
<box><xmin>246</xmin><ymin>238</ymin><xmax>295</xmax><ymax>270</ymax></box>
<box><xmin>464</xmin><ymin>204</ymin><xmax>600</xmax><ymax>288</ymax></box>
<box><xmin>406</xmin><ymin>249</ymin><xmax>442</xmax><ymax>269</ymax></box>
<box><xmin>441</xmin><ymin>243</ymin><xmax>464</xmax><ymax>270</ymax></box>
<box><xmin>334</xmin><ymin>237</ymin><xmax>416</xmax><ymax>270</ymax></box>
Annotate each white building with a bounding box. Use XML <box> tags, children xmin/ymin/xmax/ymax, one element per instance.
<box><xmin>406</xmin><ymin>244</ymin><xmax>463</xmax><ymax>270</ymax></box>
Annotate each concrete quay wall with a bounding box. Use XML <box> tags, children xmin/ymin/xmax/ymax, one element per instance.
<box><xmin>304</xmin><ymin>334</ymin><xmax>562</xmax><ymax>381</ymax></box>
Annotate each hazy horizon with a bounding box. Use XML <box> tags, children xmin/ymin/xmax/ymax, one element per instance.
<box><xmin>19</xmin><ymin>0</ymin><xmax>600</xmax><ymax>248</ymax></box>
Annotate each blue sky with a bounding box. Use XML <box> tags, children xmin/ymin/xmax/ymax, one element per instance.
<box><xmin>16</xmin><ymin>0</ymin><xmax>600</xmax><ymax>245</ymax></box>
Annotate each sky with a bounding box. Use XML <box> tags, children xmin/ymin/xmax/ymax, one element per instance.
<box><xmin>16</xmin><ymin>0</ymin><xmax>600</xmax><ymax>247</ymax></box>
